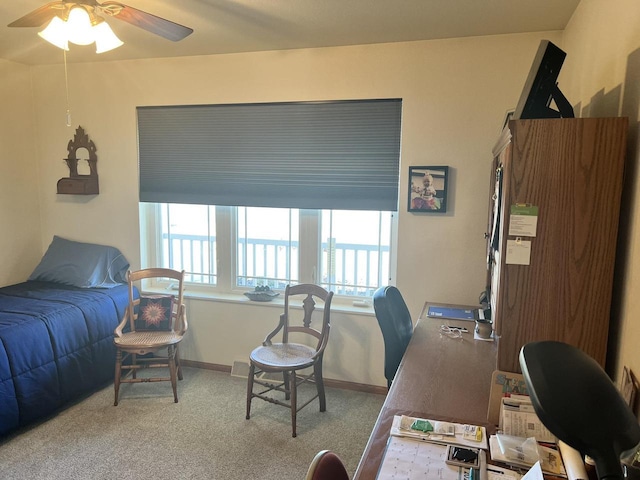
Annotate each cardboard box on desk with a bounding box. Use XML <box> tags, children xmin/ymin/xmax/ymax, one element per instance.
<box><xmin>487</xmin><ymin>370</ymin><xmax>530</xmax><ymax>425</ymax></box>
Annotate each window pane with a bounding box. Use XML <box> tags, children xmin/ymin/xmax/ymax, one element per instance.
<box><xmin>160</xmin><ymin>203</ymin><xmax>216</xmax><ymax>284</ymax></box>
<box><xmin>237</xmin><ymin>207</ymin><xmax>299</xmax><ymax>289</ymax></box>
<box><xmin>321</xmin><ymin>210</ymin><xmax>391</xmax><ymax>296</ymax></box>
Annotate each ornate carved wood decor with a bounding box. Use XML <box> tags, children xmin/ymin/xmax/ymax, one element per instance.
<box><xmin>57</xmin><ymin>126</ymin><xmax>99</xmax><ymax>195</ymax></box>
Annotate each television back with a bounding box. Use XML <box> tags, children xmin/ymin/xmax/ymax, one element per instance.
<box><xmin>513</xmin><ymin>40</ymin><xmax>574</xmax><ymax>119</ymax></box>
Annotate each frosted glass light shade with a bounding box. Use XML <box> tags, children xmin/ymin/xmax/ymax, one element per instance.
<box><xmin>66</xmin><ymin>7</ymin><xmax>94</xmax><ymax>45</ymax></box>
<box><xmin>93</xmin><ymin>22</ymin><xmax>123</xmax><ymax>53</ymax></box>
<box><xmin>38</xmin><ymin>16</ymin><xmax>70</xmax><ymax>50</ymax></box>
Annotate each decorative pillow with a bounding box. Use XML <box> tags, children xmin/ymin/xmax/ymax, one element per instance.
<box><xmin>29</xmin><ymin>236</ymin><xmax>130</xmax><ymax>288</ymax></box>
<box><xmin>135</xmin><ymin>295</ymin><xmax>175</xmax><ymax>331</ymax></box>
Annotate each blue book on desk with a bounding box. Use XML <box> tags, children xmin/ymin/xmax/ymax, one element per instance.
<box><xmin>427</xmin><ymin>306</ymin><xmax>477</xmax><ymax>321</ymax></box>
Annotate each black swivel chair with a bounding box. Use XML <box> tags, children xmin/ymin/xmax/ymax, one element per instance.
<box><xmin>373</xmin><ymin>286</ymin><xmax>414</xmax><ymax>389</ymax></box>
<box><xmin>520</xmin><ymin>341</ymin><xmax>640</xmax><ymax>480</ymax></box>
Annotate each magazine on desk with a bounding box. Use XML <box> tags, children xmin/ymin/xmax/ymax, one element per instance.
<box><xmin>426</xmin><ymin>305</ymin><xmax>480</xmax><ymax>321</ymax></box>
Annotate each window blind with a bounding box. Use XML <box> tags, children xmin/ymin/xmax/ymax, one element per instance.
<box><xmin>137</xmin><ymin>99</ymin><xmax>402</xmax><ymax>211</ymax></box>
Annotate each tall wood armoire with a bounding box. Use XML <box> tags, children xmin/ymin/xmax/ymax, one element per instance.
<box><xmin>486</xmin><ymin>117</ymin><xmax>627</xmax><ymax>373</ymax></box>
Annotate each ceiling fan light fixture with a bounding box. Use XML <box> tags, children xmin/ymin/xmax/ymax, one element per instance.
<box><xmin>13</xmin><ymin>1</ymin><xmax>191</xmax><ymax>55</ymax></box>
<box><xmin>38</xmin><ymin>15</ymin><xmax>70</xmax><ymax>51</ymax></box>
<box><xmin>36</xmin><ymin>5</ymin><xmax>124</xmax><ymax>54</ymax></box>
<box><xmin>93</xmin><ymin>21</ymin><xmax>123</xmax><ymax>53</ymax></box>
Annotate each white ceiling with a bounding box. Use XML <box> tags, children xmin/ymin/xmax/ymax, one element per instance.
<box><xmin>0</xmin><ymin>0</ymin><xmax>581</xmax><ymax>66</ymax></box>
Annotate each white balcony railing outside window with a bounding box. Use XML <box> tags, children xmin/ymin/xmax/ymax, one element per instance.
<box><xmin>162</xmin><ymin>233</ymin><xmax>389</xmax><ymax>296</ymax></box>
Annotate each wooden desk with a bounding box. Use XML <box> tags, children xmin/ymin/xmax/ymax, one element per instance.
<box><xmin>353</xmin><ymin>303</ymin><xmax>498</xmax><ymax>480</ymax></box>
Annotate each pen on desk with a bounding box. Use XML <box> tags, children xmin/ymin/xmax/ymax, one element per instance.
<box><xmin>449</xmin><ymin>326</ymin><xmax>469</xmax><ymax>332</ymax></box>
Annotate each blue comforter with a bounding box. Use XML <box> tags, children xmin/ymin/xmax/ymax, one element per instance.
<box><xmin>0</xmin><ymin>281</ymin><xmax>129</xmax><ymax>437</ymax></box>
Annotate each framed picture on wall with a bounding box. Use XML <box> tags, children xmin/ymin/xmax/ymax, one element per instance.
<box><xmin>408</xmin><ymin>166</ymin><xmax>449</xmax><ymax>213</ymax></box>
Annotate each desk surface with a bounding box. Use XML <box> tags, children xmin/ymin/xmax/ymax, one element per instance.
<box><xmin>353</xmin><ymin>303</ymin><xmax>498</xmax><ymax>480</ymax></box>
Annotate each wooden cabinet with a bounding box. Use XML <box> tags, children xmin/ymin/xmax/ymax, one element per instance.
<box><xmin>486</xmin><ymin>117</ymin><xmax>627</xmax><ymax>373</ymax></box>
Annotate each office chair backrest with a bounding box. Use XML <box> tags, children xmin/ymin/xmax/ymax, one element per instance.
<box><xmin>520</xmin><ymin>341</ymin><xmax>640</xmax><ymax>480</ymax></box>
<box><xmin>373</xmin><ymin>286</ymin><xmax>414</xmax><ymax>389</ymax></box>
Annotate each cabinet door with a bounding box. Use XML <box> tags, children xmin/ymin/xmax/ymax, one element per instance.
<box><xmin>486</xmin><ymin>127</ymin><xmax>512</xmax><ymax>337</ymax></box>
<box><xmin>489</xmin><ymin>153</ymin><xmax>509</xmax><ymax>337</ymax></box>
<box><xmin>490</xmin><ymin>118</ymin><xmax>627</xmax><ymax>372</ymax></box>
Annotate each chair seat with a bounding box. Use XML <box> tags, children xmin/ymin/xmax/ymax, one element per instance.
<box><xmin>115</xmin><ymin>331</ymin><xmax>183</xmax><ymax>349</ymax></box>
<box><xmin>250</xmin><ymin>343</ymin><xmax>316</xmax><ymax>370</ymax></box>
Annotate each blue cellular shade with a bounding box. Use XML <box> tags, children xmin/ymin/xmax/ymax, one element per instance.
<box><xmin>137</xmin><ymin>99</ymin><xmax>402</xmax><ymax>211</ymax></box>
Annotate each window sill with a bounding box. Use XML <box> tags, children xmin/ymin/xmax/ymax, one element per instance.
<box><xmin>143</xmin><ymin>286</ymin><xmax>376</xmax><ymax>316</ymax></box>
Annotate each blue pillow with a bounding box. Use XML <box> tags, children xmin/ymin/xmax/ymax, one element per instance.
<box><xmin>29</xmin><ymin>236</ymin><xmax>130</xmax><ymax>288</ymax></box>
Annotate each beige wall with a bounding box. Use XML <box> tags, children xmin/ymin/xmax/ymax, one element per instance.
<box><xmin>6</xmin><ymin>1</ymin><xmax>639</xmax><ymax>387</ymax></box>
<box><xmin>18</xmin><ymin>33</ymin><xmax>558</xmax><ymax>386</ymax></box>
<box><xmin>0</xmin><ymin>59</ymin><xmax>41</xmax><ymax>286</ymax></box>
<box><xmin>1</xmin><ymin>1</ymin><xmax>638</xmax><ymax>390</ymax></box>
<box><xmin>562</xmin><ymin>0</ymin><xmax>640</xmax><ymax>385</ymax></box>
<box><xmin>5</xmin><ymin>0</ymin><xmax>640</xmax><ymax>389</ymax></box>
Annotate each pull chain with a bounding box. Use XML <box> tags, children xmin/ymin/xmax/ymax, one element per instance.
<box><xmin>63</xmin><ymin>49</ymin><xmax>71</xmax><ymax>127</ymax></box>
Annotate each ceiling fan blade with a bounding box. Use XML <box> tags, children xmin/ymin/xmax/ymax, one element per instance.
<box><xmin>7</xmin><ymin>1</ymin><xmax>64</xmax><ymax>28</ymax></box>
<box><xmin>100</xmin><ymin>2</ymin><xmax>193</xmax><ymax>41</ymax></box>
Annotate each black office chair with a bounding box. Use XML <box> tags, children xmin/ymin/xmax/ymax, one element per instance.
<box><xmin>520</xmin><ymin>341</ymin><xmax>640</xmax><ymax>480</ymax></box>
<box><xmin>373</xmin><ymin>286</ymin><xmax>414</xmax><ymax>389</ymax></box>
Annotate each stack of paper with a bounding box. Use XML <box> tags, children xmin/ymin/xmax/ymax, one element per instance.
<box><xmin>487</xmin><ymin>463</ymin><xmax>523</xmax><ymax>480</ymax></box>
<box><xmin>499</xmin><ymin>395</ymin><xmax>556</xmax><ymax>443</ymax></box>
<box><xmin>488</xmin><ymin>435</ymin><xmax>566</xmax><ymax>477</ymax></box>
<box><xmin>379</xmin><ymin>415</ymin><xmax>565</xmax><ymax>480</ymax></box>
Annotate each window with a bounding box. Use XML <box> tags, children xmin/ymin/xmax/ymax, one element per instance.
<box><xmin>158</xmin><ymin>203</ymin><xmax>216</xmax><ymax>284</ymax></box>
<box><xmin>321</xmin><ymin>210</ymin><xmax>392</xmax><ymax>296</ymax></box>
<box><xmin>142</xmin><ymin>204</ymin><xmax>394</xmax><ymax>297</ymax></box>
<box><xmin>237</xmin><ymin>207</ymin><xmax>299</xmax><ymax>288</ymax></box>
<box><xmin>137</xmin><ymin>98</ymin><xmax>402</xmax><ymax>297</ymax></box>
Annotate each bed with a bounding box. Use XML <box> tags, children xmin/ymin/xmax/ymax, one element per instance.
<box><xmin>0</xmin><ymin>236</ymin><xmax>130</xmax><ymax>437</ymax></box>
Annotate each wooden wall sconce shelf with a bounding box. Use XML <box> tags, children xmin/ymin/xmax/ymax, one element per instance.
<box><xmin>57</xmin><ymin>126</ymin><xmax>99</xmax><ymax>195</ymax></box>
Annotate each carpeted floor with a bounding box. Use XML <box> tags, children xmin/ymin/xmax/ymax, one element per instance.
<box><xmin>0</xmin><ymin>367</ymin><xmax>385</xmax><ymax>479</ymax></box>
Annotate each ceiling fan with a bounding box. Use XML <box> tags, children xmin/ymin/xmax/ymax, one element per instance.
<box><xmin>8</xmin><ymin>0</ymin><xmax>193</xmax><ymax>42</ymax></box>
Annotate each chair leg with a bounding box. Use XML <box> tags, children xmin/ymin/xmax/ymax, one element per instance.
<box><xmin>175</xmin><ymin>345</ymin><xmax>183</xmax><ymax>381</ymax></box>
<box><xmin>291</xmin><ymin>370</ymin><xmax>297</xmax><ymax>438</ymax></box>
<box><xmin>132</xmin><ymin>353</ymin><xmax>137</xmax><ymax>379</ymax></box>
<box><xmin>114</xmin><ymin>349</ymin><xmax>122</xmax><ymax>406</ymax></box>
<box><xmin>283</xmin><ymin>371</ymin><xmax>290</xmax><ymax>400</ymax></box>
<box><xmin>246</xmin><ymin>363</ymin><xmax>255</xmax><ymax>420</ymax></box>
<box><xmin>168</xmin><ymin>345</ymin><xmax>179</xmax><ymax>403</ymax></box>
<box><xmin>314</xmin><ymin>359</ymin><xmax>326</xmax><ymax>412</ymax></box>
